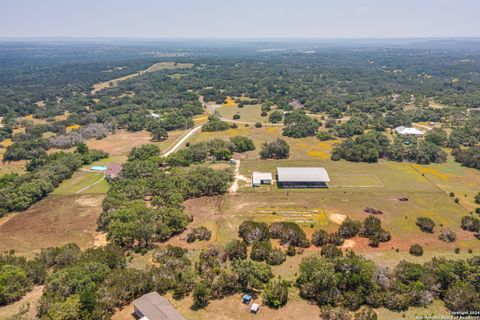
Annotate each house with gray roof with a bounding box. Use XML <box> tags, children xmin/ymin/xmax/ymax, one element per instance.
<box><xmin>134</xmin><ymin>292</ymin><xmax>186</xmax><ymax>320</ymax></box>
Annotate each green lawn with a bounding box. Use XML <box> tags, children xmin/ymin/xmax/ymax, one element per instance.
<box><xmin>53</xmin><ymin>171</ymin><xmax>108</xmax><ymax>195</ymax></box>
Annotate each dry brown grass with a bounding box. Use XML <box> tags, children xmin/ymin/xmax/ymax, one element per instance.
<box><xmin>0</xmin><ymin>195</ymin><xmax>104</xmax><ymax>258</ymax></box>
<box><xmin>83</xmin><ymin>129</ymin><xmax>186</xmax><ymax>160</ymax></box>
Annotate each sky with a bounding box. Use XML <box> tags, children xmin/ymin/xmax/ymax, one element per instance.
<box><xmin>1</xmin><ymin>0</ymin><xmax>480</xmax><ymax>39</ymax></box>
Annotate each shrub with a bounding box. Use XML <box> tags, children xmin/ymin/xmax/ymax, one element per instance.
<box><xmin>263</xmin><ymin>280</ymin><xmax>289</xmax><ymax>308</ymax></box>
<box><xmin>255</xmin><ymin>122</ymin><xmax>262</xmax><ymax>128</ymax></box>
<box><xmin>251</xmin><ymin>240</ymin><xmax>272</xmax><ymax>262</ymax></box>
<box><xmin>0</xmin><ymin>264</ymin><xmax>32</xmax><ymax>305</ymax></box>
<box><xmin>321</xmin><ymin>244</ymin><xmax>343</xmax><ymax>258</ymax></box>
<box><xmin>416</xmin><ymin>217</ymin><xmax>435</xmax><ymax>233</ymax></box>
<box><xmin>186</xmin><ymin>226</ymin><xmax>212</xmax><ymax>243</ymax></box>
<box><xmin>317</xmin><ymin>132</ymin><xmax>335</xmax><ymax>141</ymax></box>
<box><xmin>320</xmin><ymin>307</ymin><xmax>351</xmax><ymax>320</ymax></box>
<box><xmin>238</xmin><ymin>221</ymin><xmax>269</xmax><ymax>244</ymax></box>
<box><xmin>286</xmin><ymin>245</ymin><xmax>296</xmax><ymax>256</ymax></box>
<box><xmin>439</xmin><ymin>229</ymin><xmax>457</xmax><ymax>243</ymax></box>
<box><xmin>269</xmin><ymin>222</ymin><xmax>309</xmax><ymax>247</ymax></box>
<box><xmin>328</xmin><ymin>232</ymin><xmax>345</xmax><ymax>246</ymax></box>
<box><xmin>312</xmin><ymin>229</ymin><xmax>329</xmax><ymax>247</ymax></box>
<box><xmin>266</xmin><ymin>249</ymin><xmax>286</xmax><ymax>266</ymax></box>
<box><xmin>460</xmin><ymin>216</ymin><xmax>480</xmax><ymax>232</ymax></box>
<box><xmin>409</xmin><ymin>244</ymin><xmax>423</xmax><ymax>256</ymax></box>
<box><xmin>225</xmin><ymin>240</ymin><xmax>247</xmax><ymax>261</ymax></box>
<box><xmin>233</xmin><ymin>114</ymin><xmax>240</xmax><ymax>120</ymax></box>
<box><xmin>260</xmin><ymin>111</ymin><xmax>268</xmax><ymax>117</ymax></box>
<box><xmin>228</xmin><ymin>136</ymin><xmax>255</xmax><ymax>153</ymax></box>
<box><xmin>339</xmin><ymin>218</ymin><xmax>361</xmax><ymax>238</ymax></box>
<box><xmin>193</xmin><ymin>282</ymin><xmax>211</xmax><ymax>308</ymax></box>
<box><xmin>444</xmin><ymin>282</ymin><xmax>480</xmax><ymax>312</ymax></box>
<box><xmin>268</xmin><ymin>110</ymin><xmax>283</xmax><ymax>123</ymax></box>
<box><xmin>369</xmin><ymin>235</ymin><xmax>380</xmax><ymax>247</ymax></box>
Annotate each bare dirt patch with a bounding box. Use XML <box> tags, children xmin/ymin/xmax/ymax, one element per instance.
<box><xmin>93</xmin><ymin>232</ymin><xmax>108</xmax><ymax>248</ymax></box>
<box><xmin>341</xmin><ymin>239</ymin><xmax>356</xmax><ymax>249</ymax></box>
<box><xmin>329</xmin><ymin>213</ymin><xmax>347</xmax><ymax>224</ymax></box>
<box><xmin>0</xmin><ymin>195</ymin><xmax>104</xmax><ymax>257</ymax></box>
<box><xmin>0</xmin><ymin>285</ymin><xmax>43</xmax><ymax>320</ymax></box>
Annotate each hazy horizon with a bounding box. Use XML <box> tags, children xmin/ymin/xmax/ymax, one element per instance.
<box><xmin>2</xmin><ymin>0</ymin><xmax>479</xmax><ymax>39</ymax></box>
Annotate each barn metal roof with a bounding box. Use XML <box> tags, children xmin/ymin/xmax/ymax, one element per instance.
<box><xmin>252</xmin><ymin>172</ymin><xmax>273</xmax><ymax>184</ymax></box>
<box><xmin>277</xmin><ymin>167</ymin><xmax>330</xmax><ymax>182</ymax></box>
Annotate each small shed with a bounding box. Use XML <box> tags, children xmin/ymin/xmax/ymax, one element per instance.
<box><xmin>252</xmin><ymin>172</ymin><xmax>273</xmax><ymax>187</ymax></box>
<box><xmin>134</xmin><ymin>292</ymin><xmax>186</xmax><ymax>320</ymax></box>
<box><xmin>242</xmin><ymin>294</ymin><xmax>252</xmax><ymax>304</ymax></box>
<box><xmin>251</xmin><ymin>303</ymin><xmax>260</xmax><ymax>314</ymax></box>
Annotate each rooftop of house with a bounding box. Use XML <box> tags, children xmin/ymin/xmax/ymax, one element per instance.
<box><xmin>134</xmin><ymin>292</ymin><xmax>186</xmax><ymax>320</ymax></box>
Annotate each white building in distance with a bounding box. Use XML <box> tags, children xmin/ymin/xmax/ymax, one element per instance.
<box><xmin>395</xmin><ymin>126</ymin><xmax>424</xmax><ymax>136</ymax></box>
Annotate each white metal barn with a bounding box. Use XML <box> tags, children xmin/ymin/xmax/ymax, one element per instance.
<box><xmin>276</xmin><ymin>167</ymin><xmax>330</xmax><ymax>188</ymax></box>
<box><xmin>252</xmin><ymin>172</ymin><xmax>273</xmax><ymax>187</ymax></box>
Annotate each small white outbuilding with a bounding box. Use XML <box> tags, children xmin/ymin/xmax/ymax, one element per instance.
<box><xmin>250</xmin><ymin>303</ymin><xmax>260</xmax><ymax>314</ymax></box>
<box><xmin>395</xmin><ymin>126</ymin><xmax>424</xmax><ymax>136</ymax></box>
<box><xmin>252</xmin><ymin>172</ymin><xmax>273</xmax><ymax>187</ymax></box>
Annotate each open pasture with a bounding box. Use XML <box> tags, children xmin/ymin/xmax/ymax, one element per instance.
<box><xmin>180</xmin><ymin>158</ymin><xmax>477</xmax><ymax>267</ymax></box>
<box><xmin>188</xmin><ymin>126</ymin><xmax>340</xmax><ymax>161</ymax></box>
<box><xmin>412</xmin><ymin>157</ymin><xmax>480</xmax><ymax>213</ymax></box>
<box><xmin>52</xmin><ymin>171</ymin><xmax>108</xmax><ymax>195</ymax></box>
<box><xmin>216</xmin><ymin>104</ymin><xmax>273</xmax><ymax>123</ymax></box>
<box><xmin>0</xmin><ymin>195</ymin><xmax>104</xmax><ymax>258</ymax></box>
<box><xmin>84</xmin><ymin>129</ymin><xmax>187</xmax><ymax>160</ymax></box>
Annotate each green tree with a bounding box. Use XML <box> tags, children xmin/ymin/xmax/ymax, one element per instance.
<box><xmin>259</xmin><ymin>139</ymin><xmax>290</xmax><ymax>159</ymax></box>
<box><xmin>268</xmin><ymin>110</ymin><xmax>283</xmax><ymax>123</ymax></box>
<box><xmin>193</xmin><ymin>282</ymin><xmax>211</xmax><ymax>308</ymax></box>
<box><xmin>263</xmin><ymin>280</ymin><xmax>289</xmax><ymax>308</ymax></box>
<box><xmin>0</xmin><ymin>265</ymin><xmax>32</xmax><ymax>305</ymax></box>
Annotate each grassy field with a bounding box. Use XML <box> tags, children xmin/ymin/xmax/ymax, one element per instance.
<box><xmin>0</xmin><ymin>195</ymin><xmax>104</xmax><ymax>258</ymax></box>
<box><xmin>188</xmin><ymin>126</ymin><xmax>339</xmax><ymax>161</ymax></box>
<box><xmin>52</xmin><ymin>171</ymin><xmax>108</xmax><ymax>195</ymax></box>
<box><xmin>82</xmin><ymin>129</ymin><xmax>187</xmax><ymax>161</ymax></box>
<box><xmin>411</xmin><ymin>156</ymin><xmax>480</xmax><ymax>213</ymax></box>
<box><xmin>216</xmin><ymin>104</ymin><xmax>274</xmax><ymax>123</ymax></box>
<box><xmin>174</xmin><ymin>158</ymin><xmax>477</xmax><ymax>269</ymax></box>
<box><xmin>92</xmin><ymin>62</ymin><xmax>193</xmax><ymax>94</ymax></box>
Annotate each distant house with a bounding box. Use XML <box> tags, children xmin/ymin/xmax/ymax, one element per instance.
<box><xmin>105</xmin><ymin>162</ymin><xmax>122</xmax><ymax>179</ymax></box>
<box><xmin>277</xmin><ymin>167</ymin><xmax>330</xmax><ymax>188</ymax></box>
<box><xmin>394</xmin><ymin>126</ymin><xmax>424</xmax><ymax>136</ymax></box>
<box><xmin>288</xmin><ymin>99</ymin><xmax>304</xmax><ymax>110</ymax></box>
<box><xmin>134</xmin><ymin>292</ymin><xmax>186</xmax><ymax>320</ymax></box>
<box><xmin>252</xmin><ymin>172</ymin><xmax>273</xmax><ymax>187</ymax></box>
